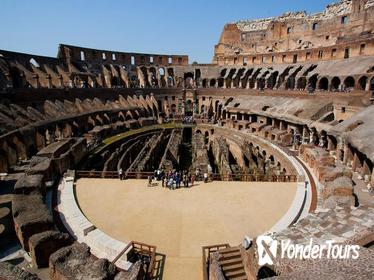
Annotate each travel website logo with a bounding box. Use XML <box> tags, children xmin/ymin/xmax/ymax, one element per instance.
<box><xmin>257</xmin><ymin>235</ymin><xmax>360</xmax><ymax>266</ymax></box>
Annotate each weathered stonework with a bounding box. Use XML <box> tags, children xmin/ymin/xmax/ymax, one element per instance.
<box><xmin>29</xmin><ymin>231</ymin><xmax>71</xmax><ymax>268</ymax></box>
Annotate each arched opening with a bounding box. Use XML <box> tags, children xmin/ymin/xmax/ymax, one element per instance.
<box><xmin>184</xmin><ymin>72</ymin><xmax>194</xmax><ymax>88</ymax></box>
<box><xmin>267</xmin><ymin>71</ymin><xmax>278</xmax><ymax>89</ymax></box>
<box><xmin>202</xmin><ymin>79</ymin><xmax>207</xmax><ymax>88</ymax></box>
<box><xmin>344</xmin><ymin>76</ymin><xmax>355</xmax><ymax>89</ymax></box>
<box><xmin>210</xmin><ymin>79</ymin><xmax>216</xmax><ymax>87</ymax></box>
<box><xmin>318</xmin><ymin>77</ymin><xmax>329</xmax><ymax>90</ymax></box>
<box><xmin>370</xmin><ymin>77</ymin><xmax>374</xmax><ymax>90</ymax></box>
<box><xmin>296</xmin><ymin>77</ymin><xmax>307</xmax><ymax>90</ymax></box>
<box><xmin>217</xmin><ymin>78</ymin><xmax>224</xmax><ymax>88</ymax></box>
<box><xmin>170</xmin><ymin>104</ymin><xmax>177</xmax><ymax>115</ymax></box>
<box><xmin>286</xmin><ymin>76</ymin><xmax>296</xmax><ymax>90</ymax></box>
<box><xmin>308</xmin><ymin>74</ymin><xmax>318</xmax><ymax>90</ymax></box>
<box><xmin>331</xmin><ymin>77</ymin><xmax>341</xmax><ymax>91</ymax></box>
<box><xmin>200</xmin><ymin>105</ymin><xmax>205</xmax><ymax>114</ymax></box>
<box><xmin>111</xmin><ymin>77</ymin><xmax>120</xmax><ymax>88</ymax></box>
<box><xmin>358</xmin><ymin>76</ymin><xmax>367</xmax><ymax>90</ymax></box>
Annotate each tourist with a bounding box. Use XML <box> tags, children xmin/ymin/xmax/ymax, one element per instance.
<box><xmin>191</xmin><ymin>174</ymin><xmax>195</xmax><ymax>187</ymax></box>
<box><xmin>118</xmin><ymin>168</ymin><xmax>123</xmax><ymax>180</ymax></box>
<box><xmin>176</xmin><ymin>172</ymin><xmax>181</xmax><ymax>188</ymax></box>
<box><xmin>168</xmin><ymin>177</ymin><xmax>174</xmax><ymax>190</ymax></box>
<box><xmin>204</xmin><ymin>172</ymin><xmax>208</xmax><ymax>183</ymax></box>
<box><xmin>195</xmin><ymin>168</ymin><xmax>200</xmax><ymax>181</ymax></box>
<box><xmin>148</xmin><ymin>176</ymin><xmax>153</xmax><ymax>187</ymax></box>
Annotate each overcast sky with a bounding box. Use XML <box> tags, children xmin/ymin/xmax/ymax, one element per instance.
<box><xmin>0</xmin><ymin>0</ymin><xmax>333</xmax><ymax>63</ymax></box>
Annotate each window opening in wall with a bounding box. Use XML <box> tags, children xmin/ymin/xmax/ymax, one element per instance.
<box><xmin>341</xmin><ymin>16</ymin><xmax>349</xmax><ymax>24</ymax></box>
<box><xmin>312</xmin><ymin>22</ymin><xmax>319</xmax><ymax>31</ymax></box>
<box><xmin>287</xmin><ymin>26</ymin><xmax>293</xmax><ymax>34</ymax></box>
<box><xmin>293</xmin><ymin>54</ymin><xmax>298</xmax><ymax>63</ymax></box>
<box><xmin>29</xmin><ymin>58</ymin><xmax>40</xmax><ymax>68</ymax></box>
<box><xmin>131</xmin><ymin>56</ymin><xmax>135</xmax><ymax>65</ymax></box>
<box><xmin>168</xmin><ymin>57</ymin><xmax>172</xmax><ymax>64</ymax></box>
<box><xmin>172</xmin><ymin>96</ymin><xmax>176</xmax><ymax>100</ymax></box>
<box><xmin>112</xmin><ymin>53</ymin><xmax>116</xmax><ymax>61</ymax></box>
<box><xmin>326</xmin><ymin>35</ymin><xmax>330</xmax><ymax>40</ymax></box>
<box><xmin>243</xmin><ymin>57</ymin><xmax>248</xmax><ymax>66</ymax></box>
<box><xmin>252</xmin><ymin>57</ymin><xmax>256</xmax><ymax>64</ymax></box>
<box><xmin>178</xmin><ymin>57</ymin><xmax>182</xmax><ymax>64</ymax></box>
<box><xmin>241</xmin><ymin>33</ymin><xmax>246</xmax><ymax>41</ymax></box>
<box><xmin>318</xmin><ymin>50</ymin><xmax>323</xmax><ymax>59</ymax></box>
<box><xmin>341</xmin><ymin>107</ymin><xmax>346</xmax><ymax>113</ymax></box>
<box><xmin>150</xmin><ymin>56</ymin><xmax>154</xmax><ymax>64</ymax></box>
<box><xmin>282</xmin><ymin>55</ymin><xmax>286</xmax><ymax>62</ymax></box>
<box><xmin>344</xmin><ymin>48</ymin><xmax>350</xmax><ymax>59</ymax></box>
<box><xmin>80</xmin><ymin>51</ymin><xmax>85</xmax><ymax>61</ymax></box>
<box><xmin>140</xmin><ymin>56</ymin><xmax>145</xmax><ymax>64</ymax></box>
<box><xmin>360</xmin><ymin>44</ymin><xmax>366</xmax><ymax>55</ymax></box>
<box><xmin>102</xmin><ymin>53</ymin><xmax>106</xmax><ymax>60</ymax></box>
<box><xmin>306</xmin><ymin>52</ymin><xmax>311</xmax><ymax>60</ymax></box>
<box><xmin>331</xmin><ymin>49</ymin><xmax>337</xmax><ymax>58</ymax></box>
<box><xmin>271</xmin><ymin>56</ymin><xmax>275</xmax><ymax>63</ymax></box>
<box><xmin>159</xmin><ymin>56</ymin><xmax>163</xmax><ymax>64</ymax></box>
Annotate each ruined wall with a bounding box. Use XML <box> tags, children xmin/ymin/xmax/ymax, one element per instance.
<box><xmin>214</xmin><ymin>0</ymin><xmax>374</xmax><ymax>66</ymax></box>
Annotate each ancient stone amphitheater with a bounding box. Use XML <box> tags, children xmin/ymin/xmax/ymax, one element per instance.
<box><xmin>0</xmin><ymin>0</ymin><xmax>373</xmax><ymax>279</ymax></box>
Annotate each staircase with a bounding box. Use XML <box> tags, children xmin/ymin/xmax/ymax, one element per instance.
<box><xmin>218</xmin><ymin>247</ymin><xmax>247</xmax><ymax>280</ymax></box>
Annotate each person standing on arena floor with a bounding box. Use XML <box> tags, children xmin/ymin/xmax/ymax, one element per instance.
<box><xmin>118</xmin><ymin>168</ymin><xmax>123</xmax><ymax>180</ymax></box>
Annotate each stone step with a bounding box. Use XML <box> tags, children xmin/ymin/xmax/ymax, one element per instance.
<box><xmin>220</xmin><ymin>258</ymin><xmax>243</xmax><ymax>266</ymax></box>
<box><xmin>219</xmin><ymin>246</ymin><xmax>240</xmax><ymax>254</ymax></box>
<box><xmin>219</xmin><ymin>251</ymin><xmax>241</xmax><ymax>260</ymax></box>
<box><xmin>224</xmin><ymin>268</ymin><xmax>246</xmax><ymax>279</ymax></box>
<box><xmin>222</xmin><ymin>263</ymin><xmax>245</xmax><ymax>273</ymax></box>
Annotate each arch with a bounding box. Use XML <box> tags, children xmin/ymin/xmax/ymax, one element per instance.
<box><xmin>202</xmin><ymin>79</ymin><xmax>208</xmax><ymax>88</ymax></box>
<box><xmin>331</xmin><ymin>76</ymin><xmax>341</xmax><ymax>91</ymax></box>
<box><xmin>266</xmin><ymin>71</ymin><xmax>279</xmax><ymax>89</ymax></box>
<box><xmin>170</xmin><ymin>104</ymin><xmax>177</xmax><ymax>114</ymax></box>
<box><xmin>318</xmin><ymin>77</ymin><xmax>329</xmax><ymax>90</ymax></box>
<box><xmin>200</xmin><ymin>104</ymin><xmax>205</xmax><ymax>114</ymax></box>
<box><xmin>370</xmin><ymin>77</ymin><xmax>374</xmax><ymax>90</ymax></box>
<box><xmin>358</xmin><ymin>76</ymin><xmax>368</xmax><ymax>90</ymax></box>
<box><xmin>184</xmin><ymin>72</ymin><xmax>194</xmax><ymax>88</ymax></box>
<box><xmin>344</xmin><ymin>76</ymin><xmax>355</xmax><ymax>89</ymax></box>
<box><xmin>158</xmin><ymin>67</ymin><xmax>165</xmax><ymax>76</ymax></box>
<box><xmin>308</xmin><ymin>74</ymin><xmax>318</xmax><ymax>90</ymax></box>
<box><xmin>296</xmin><ymin>77</ymin><xmax>307</xmax><ymax>90</ymax></box>
<box><xmin>210</xmin><ymin>79</ymin><xmax>217</xmax><ymax>87</ymax></box>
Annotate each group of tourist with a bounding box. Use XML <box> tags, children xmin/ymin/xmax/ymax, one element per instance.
<box><xmin>148</xmin><ymin>168</ymin><xmax>210</xmax><ymax>189</ymax></box>
<box><xmin>150</xmin><ymin>169</ymin><xmax>195</xmax><ymax>189</ymax></box>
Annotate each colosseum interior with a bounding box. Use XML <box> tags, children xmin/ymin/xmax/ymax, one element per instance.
<box><xmin>0</xmin><ymin>0</ymin><xmax>374</xmax><ymax>279</ymax></box>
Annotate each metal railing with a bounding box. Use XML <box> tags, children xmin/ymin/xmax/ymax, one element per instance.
<box><xmin>76</xmin><ymin>170</ymin><xmax>298</xmax><ymax>182</ymax></box>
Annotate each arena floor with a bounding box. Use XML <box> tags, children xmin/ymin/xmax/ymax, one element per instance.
<box><xmin>75</xmin><ymin>179</ymin><xmax>297</xmax><ymax>280</ymax></box>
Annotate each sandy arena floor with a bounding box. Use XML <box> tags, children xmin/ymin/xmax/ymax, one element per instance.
<box><xmin>75</xmin><ymin>179</ymin><xmax>297</xmax><ymax>280</ymax></box>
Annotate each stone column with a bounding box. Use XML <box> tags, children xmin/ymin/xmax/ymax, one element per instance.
<box><xmin>343</xmin><ymin>144</ymin><xmax>353</xmax><ymax>166</ymax></box>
